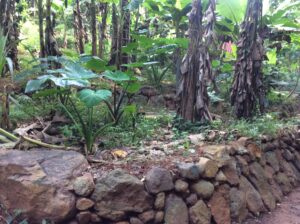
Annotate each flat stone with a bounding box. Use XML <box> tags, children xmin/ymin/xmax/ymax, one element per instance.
<box><xmin>222</xmin><ymin>159</ymin><xmax>240</xmax><ymax>186</ymax></box>
<box><xmin>191</xmin><ymin>180</ymin><xmax>214</xmax><ymax>199</ymax></box>
<box><xmin>164</xmin><ymin>194</ymin><xmax>188</xmax><ymax>224</ymax></box>
<box><xmin>145</xmin><ymin>167</ymin><xmax>174</xmax><ymax>194</ymax></box>
<box><xmin>76</xmin><ymin>198</ymin><xmax>95</xmax><ymax>211</ymax></box>
<box><xmin>189</xmin><ymin>200</ymin><xmax>211</xmax><ymax>224</ymax></box>
<box><xmin>197</xmin><ymin>157</ymin><xmax>219</xmax><ymax>178</ymax></box>
<box><xmin>275</xmin><ymin>172</ymin><xmax>292</xmax><ymax>194</ymax></box>
<box><xmin>265</xmin><ymin>151</ymin><xmax>280</xmax><ymax>172</ymax></box>
<box><xmin>130</xmin><ymin>217</ymin><xmax>143</xmax><ymax>224</ymax></box>
<box><xmin>186</xmin><ymin>193</ymin><xmax>198</xmax><ymax>206</ymax></box>
<box><xmin>208</xmin><ymin>185</ymin><xmax>231</xmax><ymax>224</ymax></box>
<box><xmin>239</xmin><ymin>176</ymin><xmax>265</xmax><ymax>215</ymax></box>
<box><xmin>230</xmin><ymin>188</ymin><xmax>248</xmax><ymax>223</ymax></box>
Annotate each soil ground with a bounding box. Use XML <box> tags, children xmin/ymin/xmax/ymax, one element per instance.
<box><xmin>244</xmin><ymin>187</ymin><xmax>300</xmax><ymax>224</ymax></box>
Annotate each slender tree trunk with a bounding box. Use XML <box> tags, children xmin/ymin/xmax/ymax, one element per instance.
<box><xmin>38</xmin><ymin>0</ymin><xmax>46</xmax><ymax>57</ymax></box>
<box><xmin>110</xmin><ymin>3</ymin><xmax>119</xmax><ymax>67</ymax></box>
<box><xmin>98</xmin><ymin>3</ymin><xmax>108</xmax><ymax>58</ymax></box>
<box><xmin>45</xmin><ymin>0</ymin><xmax>61</xmax><ymax>57</ymax></box>
<box><xmin>230</xmin><ymin>0</ymin><xmax>265</xmax><ymax>118</ymax></box>
<box><xmin>74</xmin><ymin>0</ymin><xmax>84</xmax><ymax>54</ymax></box>
<box><xmin>90</xmin><ymin>0</ymin><xmax>97</xmax><ymax>56</ymax></box>
<box><xmin>120</xmin><ymin>0</ymin><xmax>130</xmax><ymax>67</ymax></box>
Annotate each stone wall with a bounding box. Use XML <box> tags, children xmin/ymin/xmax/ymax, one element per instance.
<box><xmin>0</xmin><ymin>128</ymin><xmax>299</xmax><ymax>224</ymax></box>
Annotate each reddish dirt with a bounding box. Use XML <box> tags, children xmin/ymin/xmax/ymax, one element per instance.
<box><xmin>245</xmin><ymin>187</ymin><xmax>300</xmax><ymax>224</ymax></box>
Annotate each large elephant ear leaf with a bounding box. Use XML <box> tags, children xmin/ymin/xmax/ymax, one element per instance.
<box><xmin>102</xmin><ymin>70</ymin><xmax>130</xmax><ymax>81</ymax></box>
<box><xmin>79</xmin><ymin>89</ymin><xmax>112</xmax><ymax>108</ymax></box>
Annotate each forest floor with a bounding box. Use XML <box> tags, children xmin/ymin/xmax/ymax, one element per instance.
<box><xmin>244</xmin><ymin>187</ymin><xmax>300</xmax><ymax>224</ymax></box>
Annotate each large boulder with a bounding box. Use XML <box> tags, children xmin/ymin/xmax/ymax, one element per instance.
<box><xmin>91</xmin><ymin>169</ymin><xmax>153</xmax><ymax>220</ymax></box>
<box><xmin>164</xmin><ymin>194</ymin><xmax>189</xmax><ymax>224</ymax></box>
<box><xmin>0</xmin><ymin>149</ymin><xmax>89</xmax><ymax>223</ymax></box>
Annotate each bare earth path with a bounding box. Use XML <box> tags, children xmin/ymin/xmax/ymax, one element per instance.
<box><xmin>244</xmin><ymin>187</ymin><xmax>300</xmax><ymax>224</ymax></box>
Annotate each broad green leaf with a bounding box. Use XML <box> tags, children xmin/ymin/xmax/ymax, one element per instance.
<box><xmin>79</xmin><ymin>89</ymin><xmax>112</xmax><ymax>107</ymax></box>
<box><xmin>126</xmin><ymin>82</ymin><xmax>141</xmax><ymax>94</ymax></box>
<box><xmin>124</xmin><ymin>0</ymin><xmax>144</xmax><ymax>10</ymax></box>
<box><xmin>267</xmin><ymin>49</ymin><xmax>277</xmax><ymax>65</ymax></box>
<box><xmin>102</xmin><ymin>70</ymin><xmax>130</xmax><ymax>81</ymax></box>
<box><xmin>216</xmin><ymin>0</ymin><xmax>247</xmax><ymax>25</ymax></box>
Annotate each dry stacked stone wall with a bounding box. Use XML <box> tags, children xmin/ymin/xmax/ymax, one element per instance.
<box><xmin>71</xmin><ymin>128</ymin><xmax>300</xmax><ymax>224</ymax></box>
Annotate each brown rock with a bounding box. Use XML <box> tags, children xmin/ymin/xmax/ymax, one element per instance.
<box><xmin>73</xmin><ymin>173</ymin><xmax>95</xmax><ymax>197</ymax></box>
<box><xmin>154</xmin><ymin>211</ymin><xmax>164</xmax><ymax>223</ymax></box>
<box><xmin>236</xmin><ymin>155</ymin><xmax>249</xmax><ymax>176</ymax></box>
<box><xmin>197</xmin><ymin>157</ymin><xmax>219</xmax><ymax>178</ymax></box>
<box><xmin>130</xmin><ymin>217</ymin><xmax>143</xmax><ymax>224</ymax></box>
<box><xmin>76</xmin><ymin>211</ymin><xmax>92</xmax><ymax>224</ymax></box>
<box><xmin>92</xmin><ymin>169</ymin><xmax>153</xmax><ymax>220</ymax></box>
<box><xmin>115</xmin><ymin>222</ymin><xmax>130</xmax><ymax>224</ymax></box>
<box><xmin>154</xmin><ymin>192</ymin><xmax>165</xmax><ymax>210</ymax></box>
<box><xmin>191</xmin><ymin>180</ymin><xmax>214</xmax><ymax>199</ymax></box>
<box><xmin>247</xmin><ymin>143</ymin><xmax>262</xmax><ymax>159</ymax></box>
<box><xmin>265</xmin><ymin>151</ymin><xmax>280</xmax><ymax>172</ymax></box>
<box><xmin>0</xmin><ymin>149</ymin><xmax>88</xmax><ymax>223</ymax></box>
<box><xmin>208</xmin><ymin>185</ymin><xmax>231</xmax><ymax>224</ymax></box>
<box><xmin>222</xmin><ymin>159</ymin><xmax>240</xmax><ymax>186</ymax></box>
<box><xmin>249</xmin><ymin>162</ymin><xmax>276</xmax><ymax>210</ymax></box>
<box><xmin>175</xmin><ymin>179</ymin><xmax>189</xmax><ymax>193</ymax></box>
<box><xmin>239</xmin><ymin>176</ymin><xmax>265</xmax><ymax>215</ymax></box>
<box><xmin>275</xmin><ymin>172</ymin><xmax>292</xmax><ymax>194</ymax></box>
<box><xmin>76</xmin><ymin>198</ymin><xmax>94</xmax><ymax>211</ymax></box>
<box><xmin>229</xmin><ymin>188</ymin><xmax>248</xmax><ymax>223</ymax></box>
<box><xmin>90</xmin><ymin>213</ymin><xmax>102</xmax><ymax>222</ymax></box>
<box><xmin>164</xmin><ymin>194</ymin><xmax>188</xmax><ymax>224</ymax></box>
<box><xmin>145</xmin><ymin>167</ymin><xmax>174</xmax><ymax>194</ymax></box>
<box><xmin>138</xmin><ymin>210</ymin><xmax>155</xmax><ymax>223</ymax></box>
<box><xmin>189</xmin><ymin>200</ymin><xmax>211</xmax><ymax>224</ymax></box>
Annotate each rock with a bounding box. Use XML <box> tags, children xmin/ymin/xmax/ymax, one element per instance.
<box><xmin>216</xmin><ymin>171</ymin><xmax>227</xmax><ymax>182</ymax></box>
<box><xmin>189</xmin><ymin>200</ymin><xmax>211</xmax><ymax>224</ymax></box>
<box><xmin>73</xmin><ymin>173</ymin><xmax>95</xmax><ymax>197</ymax></box>
<box><xmin>177</xmin><ymin>163</ymin><xmax>200</xmax><ymax>180</ymax></box>
<box><xmin>229</xmin><ymin>188</ymin><xmax>248</xmax><ymax>223</ymax></box>
<box><xmin>76</xmin><ymin>198</ymin><xmax>95</xmax><ymax>211</ymax></box>
<box><xmin>90</xmin><ymin>213</ymin><xmax>102</xmax><ymax>223</ymax></box>
<box><xmin>247</xmin><ymin>143</ymin><xmax>262</xmax><ymax>159</ymax></box>
<box><xmin>130</xmin><ymin>217</ymin><xmax>143</xmax><ymax>224</ymax></box>
<box><xmin>175</xmin><ymin>179</ymin><xmax>189</xmax><ymax>193</ymax></box>
<box><xmin>186</xmin><ymin>193</ymin><xmax>198</xmax><ymax>206</ymax></box>
<box><xmin>0</xmin><ymin>149</ymin><xmax>88</xmax><ymax>223</ymax></box>
<box><xmin>96</xmin><ymin>209</ymin><xmax>125</xmax><ymax>221</ymax></box>
<box><xmin>197</xmin><ymin>157</ymin><xmax>219</xmax><ymax>178</ymax></box>
<box><xmin>239</xmin><ymin>176</ymin><xmax>265</xmax><ymax>215</ymax></box>
<box><xmin>229</xmin><ymin>142</ymin><xmax>248</xmax><ymax>155</ymax></box>
<box><xmin>189</xmin><ymin>134</ymin><xmax>205</xmax><ymax>145</ymax></box>
<box><xmin>191</xmin><ymin>180</ymin><xmax>214</xmax><ymax>199</ymax></box>
<box><xmin>282</xmin><ymin>149</ymin><xmax>294</xmax><ymax>161</ymax></box>
<box><xmin>154</xmin><ymin>211</ymin><xmax>164</xmax><ymax>223</ymax></box>
<box><xmin>222</xmin><ymin>159</ymin><xmax>240</xmax><ymax>186</ymax></box>
<box><xmin>275</xmin><ymin>172</ymin><xmax>292</xmax><ymax>194</ymax></box>
<box><xmin>115</xmin><ymin>222</ymin><xmax>130</xmax><ymax>224</ymax></box>
<box><xmin>154</xmin><ymin>192</ymin><xmax>165</xmax><ymax>210</ymax></box>
<box><xmin>145</xmin><ymin>167</ymin><xmax>174</xmax><ymax>194</ymax></box>
<box><xmin>265</xmin><ymin>151</ymin><xmax>280</xmax><ymax>172</ymax></box>
<box><xmin>138</xmin><ymin>210</ymin><xmax>155</xmax><ymax>223</ymax></box>
<box><xmin>164</xmin><ymin>194</ymin><xmax>188</xmax><ymax>224</ymax></box>
<box><xmin>236</xmin><ymin>155</ymin><xmax>249</xmax><ymax>176</ymax></box>
<box><xmin>208</xmin><ymin>185</ymin><xmax>231</xmax><ymax>224</ymax></box>
<box><xmin>91</xmin><ymin>169</ymin><xmax>153</xmax><ymax>220</ymax></box>
<box><xmin>249</xmin><ymin>162</ymin><xmax>276</xmax><ymax>210</ymax></box>
<box><xmin>76</xmin><ymin>211</ymin><xmax>92</xmax><ymax>224</ymax></box>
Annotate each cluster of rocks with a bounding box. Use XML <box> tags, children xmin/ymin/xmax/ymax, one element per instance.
<box><xmin>0</xmin><ymin>129</ymin><xmax>299</xmax><ymax>224</ymax></box>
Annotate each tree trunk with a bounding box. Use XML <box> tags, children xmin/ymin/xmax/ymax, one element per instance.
<box><xmin>230</xmin><ymin>0</ymin><xmax>265</xmax><ymax>118</ymax></box>
<box><xmin>74</xmin><ymin>0</ymin><xmax>85</xmax><ymax>54</ymax></box>
<box><xmin>45</xmin><ymin>0</ymin><xmax>61</xmax><ymax>57</ymax></box>
<box><xmin>90</xmin><ymin>0</ymin><xmax>97</xmax><ymax>56</ymax></box>
<box><xmin>120</xmin><ymin>0</ymin><xmax>130</xmax><ymax>67</ymax></box>
<box><xmin>38</xmin><ymin>0</ymin><xmax>46</xmax><ymax>57</ymax></box>
<box><xmin>110</xmin><ymin>3</ymin><xmax>119</xmax><ymax>67</ymax></box>
<box><xmin>177</xmin><ymin>0</ymin><xmax>213</xmax><ymax>122</ymax></box>
<box><xmin>98</xmin><ymin>3</ymin><xmax>108</xmax><ymax>58</ymax></box>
